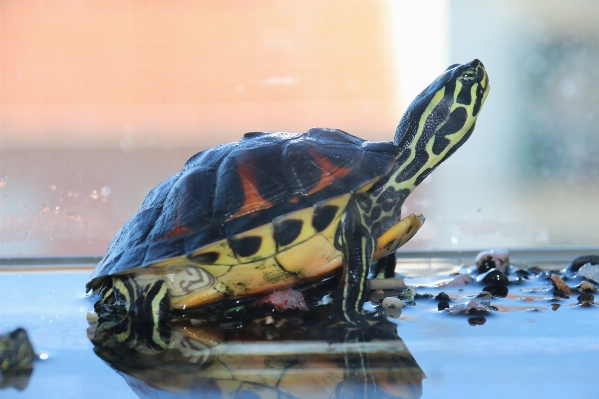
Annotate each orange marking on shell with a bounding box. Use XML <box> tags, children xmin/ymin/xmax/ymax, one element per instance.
<box><xmin>158</xmin><ymin>225</ymin><xmax>192</xmax><ymax>240</ymax></box>
<box><xmin>306</xmin><ymin>148</ymin><xmax>352</xmax><ymax>195</ymax></box>
<box><xmin>232</xmin><ymin>162</ymin><xmax>273</xmax><ymax>218</ymax></box>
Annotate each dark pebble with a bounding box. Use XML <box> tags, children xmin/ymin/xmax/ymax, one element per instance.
<box><xmin>577</xmin><ymin>293</ymin><xmax>595</xmax><ymax>303</ymax></box>
<box><xmin>477</xmin><ymin>256</ymin><xmax>495</xmax><ymax>274</ymax></box>
<box><xmin>476</xmin><ymin>291</ymin><xmax>492</xmax><ymax>300</ymax></box>
<box><xmin>468</xmin><ymin>316</ymin><xmax>486</xmax><ymax>326</ymax></box>
<box><xmin>435</xmin><ymin>292</ymin><xmax>450</xmax><ymax>301</ymax></box>
<box><xmin>551</xmin><ymin>303</ymin><xmax>561</xmax><ymax>311</ymax></box>
<box><xmin>515</xmin><ymin>269</ymin><xmax>531</xmax><ymax>279</ymax></box>
<box><xmin>438</xmin><ymin>301</ymin><xmax>450</xmax><ymax>311</ymax></box>
<box><xmin>416</xmin><ymin>293</ymin><xmax>434</xmax><ymax>299</ymax></box>
<box><xmin>566</xmin><ymin>255</ymin><xmax>599</xmax><ymax>274</ymax></box>
<box><xmin>482</xmin><ymin>285</ymin><xmax>509</xmax><ymax>298</ymax></box>
<box><xmin>553</xmin><ymin>291</ymin><xmax>570</xmax><ymax>300</ymax></box>
<box><xmin>476</xmin><ymin>269</ymin><xmax>509</xmax><ymax>285</ymax></box>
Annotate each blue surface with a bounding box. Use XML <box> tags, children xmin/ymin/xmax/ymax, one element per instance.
<box><xmin>1</xmin><ymin>265</ymin><xmax>598</xmax><ymax>398</ymax></box>
<box><xmin>0</xmin><ymin>271</ymin><xmax>137</xmax><ymax>399</ymax></box>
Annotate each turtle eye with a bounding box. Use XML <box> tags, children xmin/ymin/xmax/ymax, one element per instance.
<box><xmin>459</xmin><ymin>68</ymin><xmax>477</xmax><ymax>83</ymax></box>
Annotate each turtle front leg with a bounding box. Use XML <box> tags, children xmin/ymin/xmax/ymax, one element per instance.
<box><xmin>336</xmin><ymin>202</ymin><xmax>377</xmax><ymax>325</ymax></box>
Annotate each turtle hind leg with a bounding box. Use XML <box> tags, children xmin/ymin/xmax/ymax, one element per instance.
<box><xmin>93</xmin><ymin>274</ymin><xmax>171</xmax><ymax>352</ymax></box>
<box><xmin>372</xmin><ymin>253</ymin><xmax>397</xmax><ymax>279</ymax></box>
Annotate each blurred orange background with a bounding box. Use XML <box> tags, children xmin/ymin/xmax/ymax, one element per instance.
<box><xmin>1</xmin><ymin>1</ymin><xmax>409</xmax><ymax>256</ymax></box>
<box><xmin>1</xmin><ymin>0</ymin><xmax>400</xmax><ymax>150</ymax></box>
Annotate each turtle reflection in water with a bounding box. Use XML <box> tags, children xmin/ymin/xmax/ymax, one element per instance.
<box><xmin>0</xmin><ymin>328</ymin><xmax>36</xmax><ymax>391</ymax></box>
<box><xmin>87</xmin><ymin>60</ymin><xmax>490</xmax><ymax>336</ymax></box>
<box><xmin>89</xmin><ymin>304</ymin><xmax>425</xmax><ymax>399</ymax></box>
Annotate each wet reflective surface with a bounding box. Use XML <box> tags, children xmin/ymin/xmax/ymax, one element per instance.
<box><xmin>90</xmin><ymin>313</ymin><xmax>424</xmax><ymax>398</ymax></box>
<box><xmin>2</xmin><ymin>249</ymin><xmax>599</xmax><ymax>398</ymax></box>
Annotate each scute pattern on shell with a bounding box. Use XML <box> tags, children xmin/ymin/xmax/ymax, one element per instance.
<box><xmin>90</xmin><ymin>128</ymin><xmax>399</xmax><ymax>282</ymax></box>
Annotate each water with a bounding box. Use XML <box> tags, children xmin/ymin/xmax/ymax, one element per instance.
<box><xmin>1</xmin><ymin>250</ymin><xmax>598</xmax><ymax>398</ymax></box>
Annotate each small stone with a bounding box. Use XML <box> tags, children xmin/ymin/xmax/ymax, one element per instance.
<box><xmin>435</xmin><ymin>292</ymin><xmax>450</xmax><ymax>301</ymax></box>
<box><xmin>382</xmin><ymin>297</ymin><xmax>404</xmax><ymax>318</ymax></box>
<box><xmin>476</xmin><ymin>291</ymin><xmax>493</xmax><ymax>300</ymax></box>
<box><xmin>551</xmin><ymin>303</ymin><xmax>561</xmax><ymax>311</ymax></box>
<box><xmin>577</xmin><ymin>293</ymin><xmax>594</xmax><ymax>304</ymax></box>
<box><xmin>399</xmin><ymin>287</ymin><xmax>416</xmax><ymax>302</ymax></box>
<box><xmin>445</xmin><ymin>299</ymin><xmax>492</xmax><ymax>315</ymax></box>
<box><xmin>475</xmin><ymin>249</ymin><xmax>509</xmax><ymax>273</ymax></box>
<box><xmin>438</xmin><ymin>301</ymin><xmax>450</xmax><ymax>311</ymax></box>
<box><xmin>576</xmin><ymin>281</ymin><xmax>598</xmax><ymax>293</ymax></box>
<box><xmin>476</xmin><ymin>269</ymin><xmax>509</xmax><ymax>285</ymax></box>
<box><xmin>367</xmin><ymin>277</ymin><xmax>406</xmax><ymax>290</ymax></box>
<box><xmin>468</xmin><ymin>316</ymin><xmax>486</xmax><ymax>326</ymax></box>
<box><xmin>438</xmin><ymin>274</ymin><xmax>473</xmax><ymax>288</ymax></box>
<box><xmin>482</xmin><ymin>285</ymin><xmax>509</xmax><ymax>298</ymax></box>
<box><xmin>382</xmin><ymin>297</ymin><xmax>405</xmax><ymax>310</ymax></box>
<box><xmin>566</xmin><ymin>255</ymin><xmax>599</xmax><ymax>274</ymax></box>
<box><xmin>578</xmin><ymin>263</ymin><xmax>599</xmax><ymax>284</ymax></box>
<box><xmin>86</xmin><ymin>312</ymin><xmax>99</xmax><ymax>323</ymax></box>
<box><xmin>550</xmin><ymin>274</ymin><xmax>571</xmax><ymax>294</ymax></box>
<box><xmin>477</xmin><ymin>257</ymin><xmax>495</xmax><ymax>274</ymax></box>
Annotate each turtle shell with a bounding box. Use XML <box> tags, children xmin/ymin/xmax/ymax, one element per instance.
<box><xmin>89</xmin><ymin>128</ymin><xmax>398</xmax><ymax>292</ymax></box>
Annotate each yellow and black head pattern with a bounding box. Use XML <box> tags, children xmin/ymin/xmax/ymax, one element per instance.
<box><xmin>391</xmin><ymin>59</ymin><xmax>489</xmax><ymax>189</ymax></box>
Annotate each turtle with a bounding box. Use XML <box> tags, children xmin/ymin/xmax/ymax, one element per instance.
<box><xmin>87</xmin><ymin>59</ymin><xmax>490</xmax><ymax>338</ymax></box>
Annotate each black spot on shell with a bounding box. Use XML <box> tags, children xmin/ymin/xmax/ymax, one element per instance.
<box><xmin>274</xmin><ymin>219</ymin><xmax>303</xmax><ymax>247</ymax></box>
<box><xmin>482</xmin><ymin>285</ymin><xmax>508</xmax><ymax>298</ymax></box>
<box><xmin>312</xmin><ymin>205</ymin><xmax>338</xmax><ymax>233</ymax></box>
<box><xmin>188</xmin><ymin>251</ymin><xmax>219</xmax><ymax>264</ymax></box>
<box><xmin>229</xmin><ymin>236</ymin><xmax>262</xmax><ymax>258</ymax></box>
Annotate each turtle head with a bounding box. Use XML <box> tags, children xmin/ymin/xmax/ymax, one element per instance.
<box><xmin>392</xmin><ymin>59</ymin><xmax>489</xmax><ymax>186</ymax></box>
